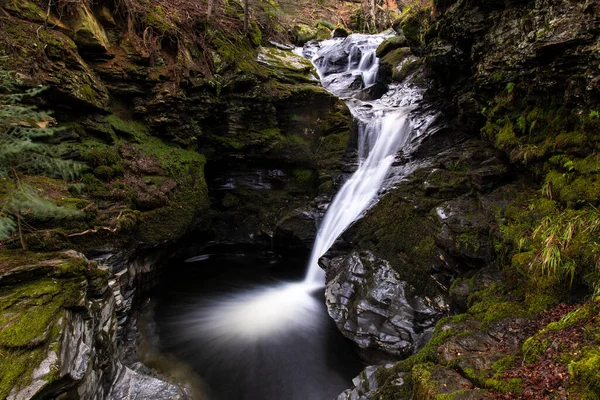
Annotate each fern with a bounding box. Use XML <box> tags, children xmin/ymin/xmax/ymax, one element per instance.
<box><xmin>0</xmin><ymin>71</ymin><xmax>82</xmax><ymax>248</ymax></box>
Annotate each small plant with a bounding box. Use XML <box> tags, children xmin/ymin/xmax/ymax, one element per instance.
<box><xmin>531</xmin><ymin>208</ymin><xmax>600</xmax><ymax>290</ymax></box>
<box><xmin>506</xmin><ymin>82</ymin><xmax>515</xmax><ymax>94</ymax></box>
<box><xmin>0</xmin><ymin>71</ymin><xmax>81</xmax><ymax>249</ymax></box>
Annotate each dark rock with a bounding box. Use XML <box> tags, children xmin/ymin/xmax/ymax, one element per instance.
<box><xmin>274</xmin><ymin>209</ymin><xmax>318</xmax><ymax>251</ymax></box>
<box><xmin>356</xmin><ymin>82</ymin><xmax>388</xmax><ymax>101</ymax></box>
<box><xmin>325</xmin><ymin>251</ymin><xmax>447</xmax><ymax>360</ymax></box>
<box><xmin>336</xmin><ymin>364</ymin><xmax>406</xmax><ymax>400</ymax></box>
<box><xmin>333</xmin><ymin>27</ymin><xmax>350</xmax><ymax>38</ymax></box>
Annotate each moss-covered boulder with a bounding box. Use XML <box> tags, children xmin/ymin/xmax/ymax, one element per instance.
<box><xmin>257</xmin><ymin>46</ymin><xmax>319</xmax><ymax>83</ymax></box>
<box><xmin>291</xmin><ymin>23</ymin><xmax>331</xmax><ymax>46</ymax></box>
<box><xmin>375</xmin><ymin>35</ymin><xmax>409</xmax><ymax>58</ymax></box>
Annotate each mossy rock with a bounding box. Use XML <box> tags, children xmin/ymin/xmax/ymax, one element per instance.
<box><xmin>257</xmin><ymin>46</ymin><xmax>318</xmax><ymax>83</ymax></box>
<box><xmin>71</xmin><ymin>4</ymin><xmax>110</xmax><ymax>53</ymax></box>
<box><xmin>0</xmin><ymin>251</ymin><xmax>107</xmax><ymax>398</ymax></box>
<box><xmin>376</xmin><ymin>35</ymin><xmax>409</xmax><ymax>58</ymax></box>
<box><xmin>291</xmin><ymin>24</ymin><xmax>320</xmax><ymax>46</ymax></box>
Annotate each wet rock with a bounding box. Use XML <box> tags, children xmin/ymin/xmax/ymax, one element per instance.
<box><xmin>325</xmin><ymin>251</ymin><xmax>447</xmax><ymax>359</ymax></box>
<box><xmin>107</xmin><ymin>363</ymin><xmax>189</xmax><ymax>400</ymax></box>
<box><xmin>314</xmin><ymin>45</ymin><xmax>350</xmax><ymax>76</ymax></box>
<box><xmin>356</xmin><ymin>82</ymin><xmax>388</xmax><ymax>101</ymax></box>
<box><xmin>336</xmin><ymin>364</ymin><xmax>405</xmax><ymax>400</ymax></box>
<box><xmin>333</xmin><ymin>27</ymin><xmax>350</xmax><ymax>38</ymax></box>
<box><xmin>434</xmin><ymin>195</ymin><xmax>494</xmax><ymax>263</ymax></box>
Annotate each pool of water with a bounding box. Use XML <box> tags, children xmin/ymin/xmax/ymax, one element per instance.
<box><xmin>146</xmin><ymin>244</ymin><xmax>363</xmax><ymax>400</ymax></box>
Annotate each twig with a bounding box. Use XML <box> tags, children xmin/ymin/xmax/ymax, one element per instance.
<box><xmin>45</xmin><ymin>0</ymin><xmax>52</xmax><ymax>28</ymax></box>
<box><xmin>68</xmin><ymin>226</ymin><xmax>118</xmax><ymax>237</ymax></box>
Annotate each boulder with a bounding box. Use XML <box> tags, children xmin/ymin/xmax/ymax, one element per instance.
<box><xmin>325</xmin><ymin>251</ymin><xmax>447</xmax><ymax>360</ymax></box>
<box><xmin>333</xmin><ymin>27</ymin><xmax>350</xmax><ymax>38</ymax></box>
<box><xmin>291</xmin><ymin>24</ymin><xmax>320</xmax><ymax>46</ymax></box>
<box><xmin>257</xmin><ymin>46</ymin><xmax>319</xmax><ymax>82</ymax></box>
<box><xmin>375</xmin><ymin>35</ymin><xmax>409</xmax><ymax>58</ymax></box>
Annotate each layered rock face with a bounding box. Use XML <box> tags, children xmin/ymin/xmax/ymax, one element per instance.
<box><xmin>0</xmin><ymin>251</ymin><xmax>187</xmax><ymax>400</ymax></box>
<box><xmin>0</xmin><ymin>0</ymin><xmax>353</xmax><ymax>256</ymax></box>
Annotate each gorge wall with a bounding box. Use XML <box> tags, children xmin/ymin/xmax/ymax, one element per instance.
<box><xmin>334</xmin><ymin>0</ymin><xmax>600</xmax><ymax>398</ymax></box>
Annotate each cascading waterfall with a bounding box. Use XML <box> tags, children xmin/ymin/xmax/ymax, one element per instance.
<box><xmin>304</xmin><ymin>34</ymin><xmax>413</xmax><ymax>285</ymax></box>
<box><xmin>156</xmin><ymin>33</ymin><xmax>423</xmax><ymax>400</ymax></box>
<box><xmin>193</xmin><ymin>34</ymin><xmax>416</xmax><ymax>339</ymax></box>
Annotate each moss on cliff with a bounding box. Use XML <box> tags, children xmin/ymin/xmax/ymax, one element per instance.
<box><xmin>0</xmin><ymin>251</ymin><xmax>107</xmax><ymax>398</ymax></box>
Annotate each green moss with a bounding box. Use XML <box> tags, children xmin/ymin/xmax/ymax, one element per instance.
<box><xmin>456</xmin><ymin>229</ymin><xmax>481</xmax><ymax>253</ymax></box>
<box><xmin>249</xmin><ymin>21</ymin><xmax>262</xmax><ymax>46</ymax></box>
<box><xmin>137</xmin><ymin>183</ymin><xmax>208</xmax><ymax>244</ymax></box>
<box><xmin>399</xmin><ymin>7</ymin><xmax>431</xmax><ymax>51</ymax></box>
<box><xmin>143</xmin><ymin>3</ymin><xmax>176</xmax><ymax>34</ymax></box>
<box><xmin>545</xmin><ymin>304</ymin><xmax>597</xmax><ymax>333</ymax></box>
<box><xmin>54</xmin><ymin>197</ymin><xmax>90</xmax><ymax>210</ymax></box>
<box><xmin>0</xmin><ymin>251</ymin><xmax>100</xmax><ymax>398</ymax></box>
<box><xmin>436</xmin><ymin>390</ymin><xmax>474</xmax><ymax>399</ymax></box>
<box><xmin>491</xmin><ymin>356</ymin><xmax>515</xmax><ymax>373</ymax></box>
<box><xmin>0</xmin><ymin>284</ymin><xmax>64</xmax><ymax>348</ymax></box>
<box><xmin>554</xmin><ymin>131</ymin><xmax>588</xmax><ymax>150</ymax></box>
<box><xmin>412</xmin><ymin>363</ymin><xmax>436</xmax><ymax>398</ymax></box>
<box><xmin>105</xmin><ymin>115</ymin><xmax>147</xmax><ymax>141</ymax></box>
<box><xmin>93</xmin><ymin>165</ymin><xmax>117</xmax><ymax>181</ymax></box>
<box><xmin>82</xmin><ymin>144</ymin><xmax>121</xmax><ymax>169</ymax></box>
<box><xmin>568</xmin><ymin>348</ymin><xmax>600</xmax><ymax>396</ymax></box>
<box><xmin>0</xmin><ymin>346</ymin><xmax>48</xmax><ymax>399</ymax></box>
<box><xmin>484</xmin><ymin>378</ymin><xmax>522</xmax><ymax>393</ymax></box>
<box><xmin>212</xmin><ymin>34</ymin><xmax>264</xmax><ymax>77</ymax></box>
<box><xmin>496</xmin><ymin>122</ymin><xmax>518</xmax><ymax>149</ymax></box>
<box><xmin>221</xmin><ymin>193</ymin><xmax>241</xmax><ymax>208</ymax></box>
<box><xmin>136</xmin><ymin>136</ymin><xmax>206</xmax><ymax>178</ymax></box>
<box><xmin>78</xmin><ymin>84</ymin><xmax>101</xmax><ymax>105</ymax></box>
<box><xmin>4</xmin><ymin>0</ymin><xmax>46</xmax><ymax>22</ymax></box>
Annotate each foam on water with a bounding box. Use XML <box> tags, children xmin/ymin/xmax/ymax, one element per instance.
<box><xmin>186</xmin><ymin>283</ymin><xmax>323</xmax><ymax>342</ymax></box>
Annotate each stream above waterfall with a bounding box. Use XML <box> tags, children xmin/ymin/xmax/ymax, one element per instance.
<box><xmin>147</xmin><ymin>33</ymin><xmax>430</xmax><ymax>399</ymax></box>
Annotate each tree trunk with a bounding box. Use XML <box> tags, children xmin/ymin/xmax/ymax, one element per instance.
<box><xmin>369</xmin><ymin>0</ymin><xmax>376</xmax><ymax>31</ymax></box>
<box><xmin>17</xmin><ymin>214</ymin><xmax>27</xmax><ymax>250</ymax></box>
<box><xmin>243</xmin><ymin>0</ymin><xmax>250</xmax><ymax>33</ymax></box>
<box><xmin>208</xmin><ymin>0</ymin><xmax>217</xmax><ymax>20</ymax></box>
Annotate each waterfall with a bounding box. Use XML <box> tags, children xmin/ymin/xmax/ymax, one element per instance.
<box><xmin>177</xmin><ymin>34</ymin><xmax>418</xmax><ymax>343</ymax></box>
<box><xmin>303</xmin><ymin>34</ymin><xmax>413</xmax><ymax>285</ymax></box>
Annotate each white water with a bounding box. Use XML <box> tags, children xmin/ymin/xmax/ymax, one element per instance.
<box><xmin>185</xmin><ymin>34</ymin><xmax>417</xmax><ymax>343</ymax></box>
<box><xmin>304</xmin><ymin>34</ymin><xmax>413</xmax><ymax>284</ymax></box>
